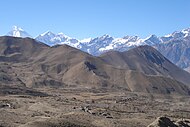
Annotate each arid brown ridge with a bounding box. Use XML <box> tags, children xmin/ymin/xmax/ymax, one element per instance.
<box><xmin>0</xmin><ymin>36</ymin><xmax>190</xmax><ymax>95</ymax></box>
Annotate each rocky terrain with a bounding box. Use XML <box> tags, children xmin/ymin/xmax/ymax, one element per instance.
<box><xmin>0</xmin><ymin>36</ymin><xmax>190</xmax><ymax>127</ymax></box>
<box><xmin>0</xmin><ymin>88</ymin><xmax>190</xmax><ymax>127</ymax></box>
<box><xmin>148</xmin><ymin>116</ymin><xmax>190</xmax><ymax>127</ymax></box>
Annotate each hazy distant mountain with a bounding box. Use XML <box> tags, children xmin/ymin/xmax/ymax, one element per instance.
<box><xmin>0</xmin><ymin>36</ymin><xmax>190</xmax><ymax>95</ymax></box>
<box><xmin>6</xmin><ymin>26</ymin><xmax>32</xmax><ymax>38</ymax></box>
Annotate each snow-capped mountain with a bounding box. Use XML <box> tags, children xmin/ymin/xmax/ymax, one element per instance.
<box><xmin>79</xmin><ymin>34</ymin><xmax>163</xmax><ymax>55</ymax></box>
<box><xmin>160</xmin><ymin>28</ymin><xmax>190</xmax><ymax>43</ymax></box>
<box><xmin>82</xmin><ymin>34</ymin><xmax>114</xmax><ymax>54</ymax></box>
<box><xmin>143</xmin><ymin>35</ymin><xmax>162</xmax><ymax>45</ymax></box>
<box><xmin>34</xmin><ymin>32</ymin><xmax>163</xmax><ymax>55</ymax></box>
<box><xmin>155</xmin><ymin>28</ymin><xmax>190</xmax><ymax>71</ymax></box>
<box><xmin>4</xmin><ymin>26</ymin><xmax>190</xmax><ymax>72</ymax></box>
<box><xmin>5</xmin><ymin>26</ymin><xmax>190</xmax><ymax>54</ymax></box>
<box><xmin>79</xmin><ymin>28</ymin><xmax>190</xmax><ymax>55</ymax></box>
<box><xmin>35</xmin><ymin>31</ymin><xmax>81</xmax><ymax>48</ymax></box>
<box><xmin>7</xmin><ymin>26</ymin><xmax>32</xmax><ymax>38</ymax></box>
<box><xmin>35</xmin><ymin>31</ymin><xmax>56</xmax><ymax>46</ymax></box>
<box><xmin>34</xmin><ymin>27</ymin><xmax>190</xmax><ymax>72</ymax></box>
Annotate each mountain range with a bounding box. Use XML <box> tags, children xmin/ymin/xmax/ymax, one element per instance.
<box><xmin>5</xmin><ymin>26</ymin><xmax>190</xmax><ymax>72</ymax></box>
<box><xmin>0</xmin><ymin>36</ymin><xmax>190</xmax><ymax>95</ymax></box>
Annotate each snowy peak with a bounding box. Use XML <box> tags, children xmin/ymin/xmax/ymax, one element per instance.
<box><xmin>4</xmin><ymin>26</ymin><xmax>190</xmax><ymax>57</ymax></box>
<box><xmin>35</xmin><ymin>31</ymin><xmax>79</xmax><ymax>47</ymax></box>
<box><xmin>123</xmin><ymin>35</ymin><xmax>139</xmax><ymax>41</ymax></box>
<box><xmin>12</xmin><ymin>26</ymin><xmax>23</xmax><ymax>31</ymax></box>
<box><xmin>94</xmin><ymin>34</ymin><xmax>113</xmax><ymax>41</ymax></box>
<box><xmin>181</xmin><ymin>28</ymin><xmax>190</xmax><ymax>37</ymax></box>
<box><xmin>172</xmin><ymin>31</ymin><xmax>186</xmax><ymax>39</ymax></box>
<box><xmin>143</xmin><ymin>34</ymin><xmax>162</xmax><ymax>45</ymax></box>
<box><xmin>35</xmin><ymin>31</ymin><xmax>56</xmax><ymax>46</ymax></box>
<box><xmin>101</xmin><ymin>34</ymin><xmax>112</xmax><ymax>39</ymax></box>
<box><xmin>39</xmin><ymin>30</ymin><xmax>55</xmax><ymax>37</ymax></box>
<box><xmin>162</xmin><ymin>28</ymin><xmax>190</xmax><ymax>42</ymax></box>
<box><xmin>57</xmin><ymin>32</ymin><xmax>72</xmax><ymax>39</ymax></box>
<box><xmin>146</xmin><ymin>34</ymin><xmax>158</xmax><ymax>39</ymax></box>
<box><xmin>80</xmin><ymin>38</ymin><xmax>92</xmax><ymax>43</ymax></box>
<box><xmin>7</xmin><ymin>26</ymin><xmax>32</xmax><ymax>38</ymax></box>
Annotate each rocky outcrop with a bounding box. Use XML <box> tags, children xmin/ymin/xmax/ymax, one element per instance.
<box><xmin>148</xmin><ymin>116</ymin><xmax>190</xmax><ymax>127</ymax></box>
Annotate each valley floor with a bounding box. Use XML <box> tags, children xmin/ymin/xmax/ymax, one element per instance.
<box><xmin>0</xmin><ymin>88</ymin><xmax>190</xmax><ymax>127</ymax></box>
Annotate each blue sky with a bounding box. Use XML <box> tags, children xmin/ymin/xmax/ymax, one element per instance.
<box><xmin>0</xmin><ymin>0</ymin><xmax>190</xmax><ymax>39</ymax></box>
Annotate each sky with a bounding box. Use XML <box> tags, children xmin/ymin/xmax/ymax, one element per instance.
<box><xmin>0</xmin><ymin>0</ymin><xmax>190</xmax><ymax>39</ymax></box>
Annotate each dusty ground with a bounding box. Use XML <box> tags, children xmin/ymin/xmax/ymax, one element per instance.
<box><xmin>0</xmin><ymin>88</ymin><xmax>190</xmax><ymax>127</ymax></box>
